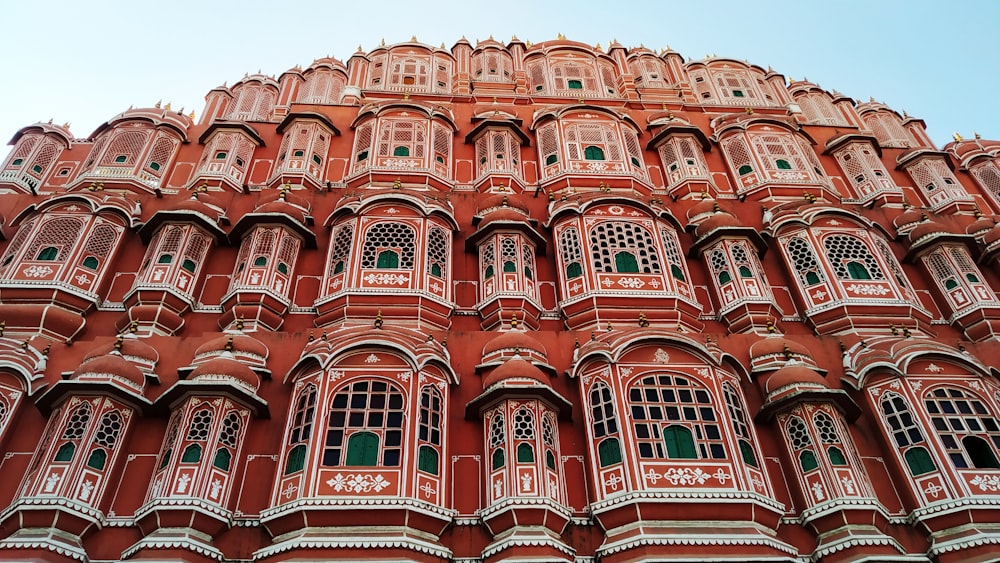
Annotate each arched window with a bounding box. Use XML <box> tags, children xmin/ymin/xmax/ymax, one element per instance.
<box><xmin>723</xmin><ymin>382</ymin><xmax>758</xmax><ymax>468</ymax></box>
<box><xmin>787</xmin><ymin>416</ymin><xmax>817</xmax><ymax>472</ymax></box>
<box><xmin>590</xmin><ymin>221</ymin><xmax>660</xmax><ymax>274</ymax></box>
<box><xmin>663</xmin><ymin>425</ymin><xmax>697</xmax><ymax>459</ymax></box>
<box><xmin>823</xmin><ymin>234</ymin><xmax>884</xmax><ymax>281</ymax></box>
<box><xmin>426</xmin><ymin>227</ymin><xmax>448</xmax><ymax>278</ymax></box>
<box><xmin>584</xmin><ymin>146</ymin><xmax>605</xmax><ymax>160</ymax></box>
<box><xmin>559</xmin><ymin>227</ymin><xmax>584</xmax><ymax>280</ymax></box>
<box><xmin>629</xmin><ymin>373</ymin><xmax>725</xmax><ymax>460</ymax></box>
<box><xmin>37</xmin><ymin>247</ymin><xmax>58</xmax><ymax>261</ymax></box>
<box><xmin>324</xmin><ymin>379</ymin><xmax>404</xmax><ymax>467</ymax></box>
<box><xmin>54</xmin><ymin>403</ymin><xmax>92</xmax><ymax>462</ymax></box>
<box><xmin>87</xmin><ymin>411</ymin><xmax>122</xmax><ymax>470</ymax></box>
<box><xmin>786</xmin><ymin>236</ymin><xmax>824</xmax><ymax>287</ymax></box>
<box><xmin>880</xmin><ymin>392</ymin><xmax>935</xmax><ymax>475</ymax></box>
<box><xmin>517</xmin><ymin>442</ymin><xmax>534</xmax><ymax>462</ymax></box>
<box><xmin>328</xmin><ymin>223</ymin><xmax>354</xmax><ymax>276</ymax></box>
<box><xmin>925</xmin><ymin>386</ymin><xmax>1000</xmax><ymax>469</ymax></box>
<box><xmin>590</xmin><ymin>382</ymin><xmax>621</xmax><ymax>467</ymax></box>
<box><xmin>489</xmin><ymin>411</ymin><xmax>506</xmax><ymax>470</ymax></box>
<box><xmin>512</xmin><ymin>407</ymin><xmax>536</xmax><ymax>463</ymax></box>
<box><xmin>417</xmin><ymin>386</ymin><xmax>443</xmax><ymax>475</ymax></box>
<box><xmin>814</xmin><ymin>412</ymin><xmax>848</xmax><ymax>466</ymax></box>
<box><xmin>362</xmin><ymin>222</ymin><xmax>415</xmax><ymax>269</ymax></box>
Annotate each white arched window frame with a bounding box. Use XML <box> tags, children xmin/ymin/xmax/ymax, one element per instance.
<box><xmin>630</xmin><ymin>56</ymin><xmax>669</xmax><ymax>89</ymax></box>
<box><xmin>297</xmin><ymin>69</ymin><xmax>346</xmax><ymax>104</ymax></box>
<box><xmin>796</xmin><ymin>93</ymin><xmax>847</xmax><ymax>126</ymax></box>
<box><xmin>832</xmin><ymin>142</ymin><xmax>898</xmax><ymax>201</ymax></box>
<box><xmin>863</xmin><ymin>113</ymin><xmax>914</xmax><ymax>148</ymax></box>
<box><xmin>474</xmin><ymin>129</ymin><xmax>522</xmax><ymax>179</ymax></box>
<box><xmin>658</xmin><ymin>136</ymin><xmax>711</xmax><ymax>187</ymax></box>
<box><xmin>471</xmin><ymin>49</ymin><xmax>513</xmax><ymax>83</ymax></box>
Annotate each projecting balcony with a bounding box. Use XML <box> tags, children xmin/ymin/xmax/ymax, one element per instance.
<box><xmin>267</xmin><ymin>157</ymin><xmax>325</xmax><ymax>190</ymax></box>
<box><xmin>540</xmin><ymin>157</ymin><xmax>650</xmax><ymax>192</ymax></box>
<box><xmin>189</xmin><ymin>161</ymin><xmax>248</xmax><ymax>192</ymax></box>
<box><xmin>733</xmin><ymin>167</ymin><xmax>835</xmax><ymax>201</ymax></box>
<box><xmin>73</xmin><ymin>165</ymin><xmax>163</xmax><ymax>194</ymax></box>
<box><xmin>345</xmin><ymin>155</ymin><xmax>453</xmax><ymax>191</ymax></box>
<box><xmin>472</xmin><ymin>161</ymin><xmax>525</xmax><ymax>192</ymax></box>
<box><xmin>0</xmin><ymin>169</ymin><xmax>42</xmax><ymax>193</ymax></box>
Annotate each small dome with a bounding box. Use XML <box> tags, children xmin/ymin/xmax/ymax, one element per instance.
<box><xmin>483</xmin><ymin>330</ymin><xmax>547</xmax><ymax>358</ymax></box>
<box><xmin>194</xmin><ymin>333</ymin><xmax>268</xmax><ymax>367</ymax></box>
<box><xmin>984</xmin><ymin>223</ymin><xmax>1000</xmax><ymax>245</ymax></box>
<box><xmin>253</xmin><ymin>200</ymin><xmax>310</xmax><ymax>225</ymax></box>
<box><xmin>686</xmin><ymin>199</ymin><xmax>720</xmax><ymax>223</ymax></box>
<box><xmin>764</xmin><ymin>365</ymin><xmax>827</xmax><ymax>394</ymax></box>
<box><xmin>909</xmin><ymin>219</ymin><xmax>950</xmax><ymax>243</ymax></box>
<box><xmin>478</xmin><ymin>207</ymin><xmax>532</xmax><ymax>229</ymax></box>
<box><xmin>73</xmin><ymin>353</ymin><xmax>146</xmax><ymax>390</ymax></box>
<box><xmin>749</xmin><ymin>336</ymin><xmax>812</xmax><ymax>363</ymax></box>
<box><xmin>188</xmin><ymin>357</ymin><xmax>261</xmax><ymax>392</ymax></box>
<box><xmin>694</xmin><ymin>210</ymin><xmax>741</xmax><ymax>238</ymax></box>
<box><xmin>893</xmin><ymin>208</ymin><xmax>926</xmax><ymax>233</ymax></box>
<box><xmin>478</xmin><ymin>193</ymin><xmax>529</xmax><ymax>215</ymax></box>
<box><xmin>967</xmin><ymin>215</ymin><xmax>997</xmax><ymax>237</ymax></box>
<box><xmin>482</xmin><ymin>355</ymin><xmax>549</xmax><ymax>389</ymax></box>
<box><xmin>85</xmin><ymin>337</ymin><xmax>158</xmax><ymax>367</ymax></box>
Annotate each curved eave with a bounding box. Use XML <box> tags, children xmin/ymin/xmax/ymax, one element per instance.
<box><xmin>154</xmin><ymin>380</ymin><xmax>268</xmax><ymax>418</ymax></box>
<box><xmin>903</xmin><ymin>232</ymin><xmax>978</xmax><ymax>262</ymax></box>
<box><xmin>465</xmin><ymin>119</ymin><xmax>530</xmax><ymax>146</ymax></box>
<box><xmin>530</xmin><ymin>104</ymin><xmax>641</xmax><ymax>132</ymax></box>
<box><xmin>35</xmin><ymin>380</ymin><xmax>153</xmax><ymax>416</ymax></box>
<box><xmin>465</xmin><ymin>383</ymin><xmax>572</xmax><ymax>421</ymax></box>
<box><xmin>325</xmin><ymin>192</ymin><xmax>459</xmax><ymax>231</ymax></box>
<box><xmin>690</xmin><ymin>225</ymin><xmax>767</xmax><ymax>257</ymax></box>
<box><xmin>8</xmin><ymin>124</ymin><xmax>73</xmax><ymax>147</ymax></box>
<box><xmin>645</xmin><ymin>123</ymin><xmax>712</xmax><ymax>152</ymax></box>
<box><xmin>350</xmin><ymin>102</ymin><xmax>459</xmax><ymax>132</ymax></box>
<box><xmin>92</xmin><ymin>115</ymin><xmax>191</xmax><ymax>144</ymax></box>
<box><xmin>545</xmin><ymin>195</ymin><xmax>662</xmax><ymax>227</ymax></box>
<box><xmin>755</xmin><ymin>388</ymin><xmax>860</xmax><ymax>423</ymax></box>
<box><xmin>229</xmin><ymin>213</ymin><xmax>317</xmax><ymax>249</ymax></box>
<box><xmin>137</xmin><ymin>210</ymin><xmax>228</xmax><ymax>244</ymax></box>
<box><xmin>465</xmin><ymin>218</ymin><xmax>547</xmax><ymax>254</ymax></box>
<box><xmin>895</xmin><ymin>148</ymin><xmax>954</xmax><ymax>171</ymax></box>
<box><xmin>198</xmin><ymin>121</ymin><xmax>266</xmax><ymax>147</ymax></box>
<box><xmin>276</xmin><ymin>112</ymin><xmax>341</xmax><ymax>136</ymax></box>
<box><xmin>823</xmin><ymin>133</ymin><xmax>883</xmax><ymax>157</ymax></box>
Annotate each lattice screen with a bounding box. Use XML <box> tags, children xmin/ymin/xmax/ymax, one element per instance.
<box><xmin>100</xmin><ymin>130</ymin><xmax>150</xmax><ymax>166</ymax></box>
<box><xmin>590</xmin><ymin>221</ymin><xmax>660</xmax><ymax>273</ymax></box>
<box><xmin>361</xmin><ymin>221</ymin><xmax>415</xmax><ymax>268</ymax></box>
<box><xmin>822</xmin><ymin>234</ymin><xmax>885</xmax><ymax>280</ymax></box>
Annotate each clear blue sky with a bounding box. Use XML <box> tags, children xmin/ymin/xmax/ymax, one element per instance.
<box><xmin>1</xmin><ymin>0</ymin><xmax>996</xmax><ymax>149</ymax></box>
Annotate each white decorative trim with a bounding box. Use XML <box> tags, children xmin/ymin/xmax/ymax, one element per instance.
<box><xmin>253</xmin><ymin>530</ymin><xmax>452</xmax><ymax>560</ymax></box>
<box><xmin>260</xmin><ymin>496</ymin><xmax>454</xmax><ymax>522</ymax></box>
<box><xmin>929</xmin><ymin>524</ymin><xmax>1000</xmax><ymax>556</ymax></box>
<box><xmin>589</xmin><ymin>490</ymin><xmax>785</xmax><ymax>515</ymax></box>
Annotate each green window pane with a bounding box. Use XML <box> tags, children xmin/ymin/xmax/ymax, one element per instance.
<box><xmin>846</xmin><ymin>261</ymin><xmax>871</xmax><ymax>280</ymax></box>
<box><xmin>615</xmin><ymin>252</ymin><xmax>639</xmax><ymax>273</ymax></box>
<box><xmin>567</xmin><ymin>79</ymin><xmax>583</xmax><ymax>89</ymax></box>
<box><xmin>805</xmin><ymin>271</ymin><xmax>820</xmax><ymax>285</ymax></box>
<box><xmin>86</xmin><ymin>449</ymin><xmax>107</xmax><ymax>470</ymax></box>
<box><xmin>524</xmin><ymin>267</ymin><xmax>533</xmax><ymax>280</ymax></box>
<box><xmin>545</xmin><ymin>450</ymin><xmax>556</xmax><ymax>470</ymax></box>
<box><xmin>967</xmin><ymin>273</ymin><xmax>980</xmax><ymax>283</ymax></box>
<box><xmin>664</xmin><ymin>425</ymin><xmax>697</xmax><ymax>459</ymax></box>
<box><xmin>739</xmin><ymin>266</ymin><xmax>753</xmax><ymax>278</ymax></box>
<box><xmin>776</xmin><ymin>159</ymin><xmax>791</xmax><ymax>170</ymax></box>
<box><xmin>393</xmin><ymin>146</ymin><xmax>410</xmax><ymax>157</ymax></box>
<box><xmin>182</xmin><ymin>444</ymin><xmax>202</xmax><ymax>463</ymax></box>
<box><xmin>333</xmin><ymin>261</ymin><xmax>345</xmax><ymax>274</ymax></box>
<box><xmin>738</xmin><ymin>164</ymin><xmax>753</xmax><ymax>175</ymax></box>
<box><xmin>718</xmin><ymin>271</ymin><xmax>732</xmax><ymax>284</ymax></box>
<box><xmin>357</xmin><ymin>150</ymin><xmax>369</xmax><ymax>162</ymax></box>
<box><xmin>492</xmin><ymin>448</ymin><xmax>505</xmax><ymax>470</ymax></box>
<box><xmin>905</xmin><ymin>447</ymin><xmax>935</xmax><ymax>475</ymax></box>
<box><xmin>431</xmin><ymin>263</ymin><xmax>442</xmax><ymax>277</ymax></box>
<box><xmin>670</xmin><ymin>263</ymin><xmax>686</xmax><ymax>281</ymax></box>
<box><xmin>566</xmin><ymin>262</ymin><xmax>582</xmax><ymax>279</ymax></box>
<box><xmin>827</xmin><ymin>446</ymin><xmax>847</xmax><ymax>466</ymax></box>
<box><xmin>584</xmin><ymin>146</ymin><xmax>605</xmax><ymax>161</ymax></box>
<box><xmin>114</xmin><ymin>155</ymin><xmax>128</xmax><ymax>163</ymax></box>
<box><xmin>54</xmin><ymin>442</ymin><xmax>75</xmax><ymax>462</ymax></box>
<box><xmin>739</xmin><ymin>440</ymin><xmax>758</xmax><ymax>468</ymax></box>
<box><xmin>149</xmin><ymin>162</ymin><xmax>161</xmax><ymax>171</ymax></box>
<box><xmin>82</xmin><ymin>256</ymin><xmax>99</xmax><ymax>269</ymax></box>
<box><xmin>37</xmin><ymin>246</ymin><xmax>58</xmax><ymax>261</ymax></box>
<box><xmin>158</xmin><ymin>254</ymin><xmax>173</xmax><ymax>264</ymax></box>
<box><xmin>418</xmin><ymin>445</ymin><xmax>439</xmax><ymax>475</ymax></box>
<box><xmin>213</xmin><ymin>448</ymin><xmax>232</xmax><ymax>471</ymax></box>
<box><xmin>944</xmin><ymin>279</ymin><xmax>959</xmax><ymax>290</ymax></box>
<box><xmin>484</xmin><ymin>265</ymin><xmax>494</xmax><ymax>279</ymax></box>
<box><xmin>32</xmin><ymin>164</ymin><xmax>43</xmax><ymax>173</ymax></box>
<box><xmin>285</xmin><ymin>444</ymin><xmax>306</xmax><ymax>475</ymax></box>
<box><xmin>313</xmin><ymin>154</ymin><xmax>323</xmax><ymax>165</ymax></box>
<box><xmin>598</xmin><ymin>438</ymin><xmax>622</xmax><ymax>467</ymax></box>
<box><xmin>545</xmin><ymin>154</ymin><xmax>558</xmax><ymax>165</ymax></box>
<box><xmin>182</xmin><ymin>259</ymin><xmax>196</xmax><ymax>273</ymax></box>
<box><xmin>346</xmin><ymin>431</ymin><xmax>379</xmax><ymax>466</ymax></box>
<box><xmin>277</xmin><ymin>262</ymin><xmax>288</xmax><ymax>274</ymax></box>
<box><xmin>253</xmin><ymin>256</ymin><xmax>267</xmax><ymax>267</ymax></box>
<box><xmin>516</xmin><ymin>443</ymin><xmax>534</xmax><ymax>463</ymax></box>
<box><xmin>503</xmin><ymin>261</ymin><xmax>516</xmax><ymax>273</ymax></box>
<box><xmin>160</xmin><ymin>448</ymin><xmax>172</xmax><ymax>469</ymax></box>
<box><xmin>799</xmin><ymin>450</ymin><xmax>818</xmax><ymax>472</ymax></box>
<box><xmin>376</xmin><ymin>250</ymin><xmax>399</xmax><ymax>269</ymax></box>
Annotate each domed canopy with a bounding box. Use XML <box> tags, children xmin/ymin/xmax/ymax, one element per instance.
<box><xmin>481</xmin><ymin>355</ymin><xmax>549</xmax><ymax>389</ymax></box>
<box><xmin>477</xmin><ymin>193</ymin><xmax>530</xmax><ymax>216</ymax></box>
<box><xmin>483</xmin><ymin>330</ymin><xmax>547</xmax><ymax>358</ymax></box>
<box><xmin>189</xmin><ymin>357</ymin><xmax>261</xmax><ymax>392</ymax></box>
<box><xmin>73</xmin><ymin>353</ymin><xmax>147</xmax><ymax>390</ymax></box>
<box><xmin>763</xmin><ymin>364</ymin><xmax>827</xmax><ymax>394</ymax></box>
<box><xmin>194</xmin><ymin>332</ymin><xmax>269</xmax><ymax>368</ymax></box>
<box><xmin>85</xmin><ymin>336</ymin><xmax>159</xmax><ymax>372</ymax></box>
<box><xmin>694</xmin><ymin>209</ymin><xmax>741</xmax><ymax>238</ymax></box>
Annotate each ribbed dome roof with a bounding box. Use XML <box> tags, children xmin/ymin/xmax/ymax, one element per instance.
<box><xmin>188</xmin><ymin>357</ymin><xmax>261</xmax><ymax>392</ymax></box>
<box><xmin>893</xmin><ymin>208</ymin><xmax>926</xmax><ymax>232</ymax></box>
<box><xmin>749</xmin><ymin>336</ymin><xmax>812</xmax><ymax>363</ymax></box>
<box><xmin>482</xmin><ymin>330</ymin><xmax>547</xmax><ymax>358</ymax></box>
<box><xmin>694</xmin><ymin>210</ymin><xmax>741</xmax><ymax>238</ymax></box>
<box><xmin>478</xmin><ymin>193</ymin><xmax>529</xmax><ymax>215</ymax></box>
<box><xmin>194</xmin><ymin>333</ymin><xmax>269</xmax><ymax>364</ymax></box>
<box><xmin>984</xmin><ymin>223</ymin><xmax>1000</xmax><ymax>245</ymax></box>
<box><xmin>968</xmin><ymin>215</ymin><xmax>997</xmax><ymax>237</ymax></box>
<box><xmin>764</xmin><ymin>365</ymin><xmax>827</xmax><ymax>394</ymax></box>
<box><xmin>482</xmin><ymin>355</ymin><xmax>549</xmax><ymax>389</ymax></box>
<box><xmin>173</xmin><ymin>194</ymin><xmax>225</xmax><ymax>217</ymax></box>
<box><xmin>85</xmin><ymin>337</ymin><xmax>159</xmax><ymax>366</ymax></box>
<box><xmin>687</xmin><ymin>199</ymin><xmax>720</xmax><ymax>220</ymax></box>
<box><xmin>909</xmin><ymin>219</ymin><xmax>950</xmax><ymax>243</ymax></box>
<box><xmin>73</xmin><ymin>353</ymin><xmax>146</xmax><ymax>388</ymax></box>
<box><xmin>478</xmin><ymin>207</ymin><xmax>532</xmax><ymax>228</ymax></box>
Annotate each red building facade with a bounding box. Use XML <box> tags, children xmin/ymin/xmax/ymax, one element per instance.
<box><xmin>0</xmin><ymin>36</ymin><xmax>999</xmax><ymax>562</ymax></box>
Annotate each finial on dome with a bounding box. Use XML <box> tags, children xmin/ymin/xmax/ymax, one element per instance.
<box><xmin>890</xmin><ymin>324</ymin><xmax>899</xmax><ymax>336</ymax></box>
<box><xmin>225</xmin><ymin>335</ymin><xmax>234</xmax><ymax>352</ymax></box>
<box><xmin>510</xmin><ymin>313</ymin><xmax>519</xmax><ymax>329</ymax></box>
<box><xmin>557</xmin><ymin>32</ymin><xmax>566</xmax><ymax>40</ymax></box>
<box><xmin>953</xmin><ymin>132</ymin><xmax>963</xmax><ymax>142</ymax></box>
<box><xmin>767</xmin><ymin>318</ymin><xmax>776</xmax><ymax>334</ymax></box>
<box><xmin>308</xmin><ymin>331</ymin><xmax>314</xmax><ymax>342</ymax></box>
<box><xmin>114</xmin><ymin>335</ymin><xmax>124</xmax><ymax>352</ymax></box>
<box><xmin>638</xmin><ymin>312</ymin><xmax>649</xmax><ymax>328</ymax></box>
<box><xmin>975</xmin><ymin>131</ymin><xmax>982</xmax><ymax>139</ymax></box>
<box><xmin>155</xmin><ymin>100</ymin><xmax>162</xmax><ymax>108</ymax></box>
<box><xmin>606</xmin><ymin>321</ymin><xmax>613</xmax><ymax>332</ymax></box>
<box><xmin>236</xmin><ymin>315</ymin><xmax>245</xmax><ymax>331</ymax></box>
<box><xmin>380</xmin><ymin>38</ymin><xmax>385</xmax><ymax>46</ymax></box>
<box><xmin>574</xmin><ymin>337</ymin><xmax>580</xmax><ymax>349</ymax></box>
<box><xmin>0</xmin><ymin>321</ymin><xmax>4</xmax><ymax>337</ymax></box>
<box><xmin>393</xmin><ymin>178</ymin><xmax>402</xmax><ymax>189</ymax></box>
<box><xmin>374</xmin><ymin>309</ymin><xmax>383</xmax><ymax>329</ymax></box>
<box><xmin>190</xmin><ymin>110</ymin><xmax>196</xmax><ymax>119</ymax></box>
<box><xmin>411</xmin><ymin>35</ymin><xmax>418</xmax><ymax>42</ymax></box>
<box><xmin>782</xmin><ymin>344</ymin><xmax>793</xmax><ymax>360</ymax></box>
<box><xmin>745</xmin><ymin>107</ymin><xmax>754</xmax><ymax>115</ymax></box>
<box><xmin>20</xmin><ymin>339</ymin><xmax>29</xmax><ymax>350</ymax></box>
<box><xmin>164</xmin><ymin>102</ymin><xmax>171</xmax><ymax>111</ymax></box>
